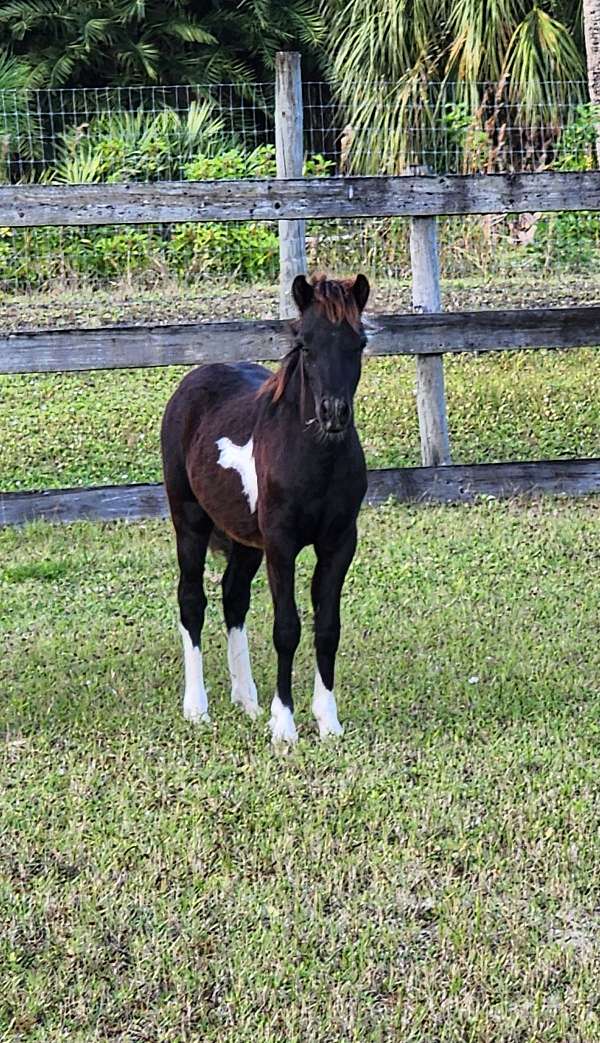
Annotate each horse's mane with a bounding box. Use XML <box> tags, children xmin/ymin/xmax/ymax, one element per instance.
<box><xmin>309</xmin><ymin>273</ymin><xmax>362</xmax><ymax>331</ymax></box>
<box><xmin>259</xmin><ymin>274</ymin><xmax>362</xmax><ymax>403</ymax></box>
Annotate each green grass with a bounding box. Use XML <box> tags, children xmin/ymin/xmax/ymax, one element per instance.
<box><xmin>1</xmin><ymin>349</ymin><xmax>600</xmax><ymax>493</ymax></box>
<box><xmin>2</xmin><ymin>273</ymin><xmax>600</xmax><ymax>1038</ymax></box>
<box><xmin>2</xmin><ymin>499</ymin><xmax>600</xmax><ymax>1041</ymax></box>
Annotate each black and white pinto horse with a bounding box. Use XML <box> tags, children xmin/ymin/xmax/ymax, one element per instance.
<box><xmin>161</xmin><ymin>273</ymin><xmax>370</xmax><ymax>744</ymax></box>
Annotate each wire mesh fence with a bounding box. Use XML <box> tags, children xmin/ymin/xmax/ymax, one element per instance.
<box><xmin>303</xmin><ymin>80</ymin><xmax>594</xmax><ymax>175</ymax></box>
<box><xmin>0</xmin><ymin>79</ymin><xmax>595</xmax><ymax>182</ymax></box>
<box><xmin>0</xmin><ymin>80</ymin><xmax>599</xmax><ymax>297</ymax></box>
<box><xmin>0</xmin><ymin>83</ymin><xmax>275</xmax><ymax>184</ymax></box>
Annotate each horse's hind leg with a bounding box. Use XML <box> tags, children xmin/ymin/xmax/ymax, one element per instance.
<box><xmin>222</xmin><ymin>542</ymin><xmax>263</xmax><ymax>719</ymax></box>
<box><xmin>173</xmin><ymin>500</ymin><xmax>213</xmax><ymax>723</ymax></box>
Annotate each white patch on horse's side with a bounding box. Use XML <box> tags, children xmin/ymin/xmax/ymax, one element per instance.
<box><xmin>228</xmin><ymin>625</ymin><xmax>261</xmax><ymax>719</ymax></box>
<box><xmin>269</xmin><ymin>693</ymin><xmax>298</xmax><ymax>744</ymax></box>
<box><xmin>312</xmin><ymin>669</ymin><xmax>344</xmax><ymax>738</ymax></box>
<box><xmin>179</xmin><ymin>623</ymin><xmax>210</xmax><ymax>723</ymax></box>
<box><xmin>216</xmin><ymin>436</ymin><xmax>258</xmax><ymax>513</ymax></box>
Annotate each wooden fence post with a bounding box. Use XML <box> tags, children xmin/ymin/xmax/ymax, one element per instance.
<box><xmin>275</xmin><ymin>51</ymin><xmax>307</xmax><ymax>319</ymax></box>
<box><xmin>410</xmin><ymin>212</ymin><xmax>451</xmax><ymax>466</ymax></box>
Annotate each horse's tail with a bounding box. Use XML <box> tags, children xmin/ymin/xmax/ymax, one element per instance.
<box><xmin>209</xmin><ymin>528</ymin><xmax>232</xmax><ymax>558</ymax></box>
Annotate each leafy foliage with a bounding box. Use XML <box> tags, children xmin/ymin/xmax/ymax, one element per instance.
<box><xmin>0</xmin><ymin>0</ymin><xmax>325</xmax><ymax>87</ymax></box>
<box><xmin>554</xmin><ymin>102</ymin><xmax>600</xmax><ymax>170</ymax></box>
<box><xmin>50</xmin><ymin>101</ymin><xmax>225</xmax><ymax>183</ymax></box>
<box><xmin>323</xmin><ymin>0</ymin><xmax>587</xmax><ymax>173</ymax></box>
<box><xmin>0</xmin><ymin>51</ymin><xmax>40</xmax><ymax>181</ymax></box>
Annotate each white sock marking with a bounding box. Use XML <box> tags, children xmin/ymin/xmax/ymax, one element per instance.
<box><xmin>179</xmin><ymin>624</ymin><xmax>210</xmax><ymax>723</ymax></box>
<box><xmin>269</xmin><ymin>693</ymin><xmax>298</xmax><ymax>744</ymax></box>
<box><xmin>228</xmin><ymin>625</ymin><xmax>261</xmax><ymax>719</ymax></box>
<box><xmin>216</xmin><ymin>436</ymin><xmax>258</xmax><ymax>513</ymax></box>
<box><xmin>312</xmin><ymin>669</ymin><xmax>343</xmax><ymax>738</ymax></box>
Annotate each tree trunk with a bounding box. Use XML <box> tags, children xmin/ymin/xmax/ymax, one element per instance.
<box><xmin>583</xmin><ymin>0</ymin><xmax>600</xmax><ymax>165</ymax></box>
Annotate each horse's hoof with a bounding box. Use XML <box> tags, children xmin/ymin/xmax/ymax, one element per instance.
<box><xmin>183</xmin><ymin>705</ymin><xmax>211</xmax><ymax>724</ymax></box>
<box><xmin>231</xmin><ymin>686</ymin><xmax>263</xmax><ymax>720</ymax></box>
<box><xmin>318</xmin><ymin>719</ymin><xmax>344</xmax><ymax>739</ymax></box>
<box><xmin>270</xmin><ymin>727</ymin><xmax>299</xmax><ymax>747</ymax></box>
<box><xmin>233</xmin><ymin>697</ymin><xmax>263</xmax><ymax>720</ymax></box>
<box><xmin>269</xmin><ymin>706</ymin><xmax>298</xmax><ymax>745</ymax></box>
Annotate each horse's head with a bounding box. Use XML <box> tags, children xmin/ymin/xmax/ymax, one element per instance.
<box><xmin>292</xmin><ymin>273</ymin><xmax>370</xmax><ymax>438</ymax></box>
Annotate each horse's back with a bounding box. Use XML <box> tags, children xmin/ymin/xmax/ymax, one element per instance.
<box><xmin>167</xmin><ymin>361</ymin><xmax>267</xmax><ymax>416</ymax></box>
<box><xmin>162</xmin><ymin>362</ymin><xmax>268</xmax><ymax>449</ymax></box>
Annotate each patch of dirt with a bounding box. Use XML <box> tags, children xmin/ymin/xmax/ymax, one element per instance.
<box><xmin>0</xmin><ymin>273</ymin><xmax>599</xmax><ymax>332</ymax></box>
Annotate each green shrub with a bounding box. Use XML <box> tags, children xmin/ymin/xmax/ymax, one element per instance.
<box><xmin>51</xmin><ymin>101</ymin><xmax>226</xmax><ymax>184</ymax></box>
<box><xmin>168</xmin><ymin>222</ymin><xmax>278</xmax><ymax>280</ymax></box>
<box><xmin>0</xmin><ymin>227</ymin><xmax>65</xmax><ymax>287</ymax></box>
<box><xmin>185</xmin><ymin>145</ymin><xmax>334</xmax><ymax>181</ymax></box>
<box><xmin>0</xmin><ymin>226</ymin><xmax>166</xmax><ymax>289</ymax></box>
<box><xmin>524</xmin><ymin>212</ymin><xmax>600</xmax><ymax>271</ymax></box>
<box><xmin>185</xmin><ymin>144</ymin><xmax>276</xmax><ymax>180</ymax></box>
<box><xmin>62</xmin><ymin>228</ymin><xmax>161</xmax><ymax>280</ymax></box>
<box><xmin>555</xmin><ymin>104</ymin><xmax>600</xmax><ymax>171</ymax></box>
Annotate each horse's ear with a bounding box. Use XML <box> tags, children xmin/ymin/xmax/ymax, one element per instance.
<box><xmin>352</xmin><ymin>274</ymin><xmax>370</xmax><ymax>312</ymax></box>
<box><xmin>292</xmin><ymin>274</ymin><xmax>314</xmax><ymax>313</ymax></box>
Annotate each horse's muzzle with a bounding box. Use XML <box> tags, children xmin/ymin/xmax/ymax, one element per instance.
<box><xmin>318</xmin><ymin>396</ymin><xmax>352</xmax><ymax>434</ymax></box>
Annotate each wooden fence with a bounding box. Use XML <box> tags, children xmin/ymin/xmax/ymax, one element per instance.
<box><xmin>1</xmin><ymin>53</ymin><xmax>600</xmax><ymax>527</ymax></box>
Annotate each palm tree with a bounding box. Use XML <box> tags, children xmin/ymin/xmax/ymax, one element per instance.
<box><xmin>322</xmin><ymin>0</ymin><xmax>586</xmax><ymax>173</ymax></box>
<box><xmin>582</xmin><ymin>0</ymin><xmax>600</xmax><ymax>162</ymax></box>
<box><xmin>0</xmin><ymin>51</ymin><xmax>40</xmax><ymax>181</ymax></box>
<box><xmin>0</xmin><ymin>0</ymin><xmax>324</xmax><ymax>87</ymax></box>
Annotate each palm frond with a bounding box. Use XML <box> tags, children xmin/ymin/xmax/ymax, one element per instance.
<box><xmin>503</xmin><ymin>6</ymin><xmax>585</xmax><ymax>120</ymax></box>
<box><xmin>161</xmin><ymin>20</ymin><xmax>216</xmax><ymax>45</ymax></box>
<box><xmin>48</xmin><ymin>50</ymin><xmax>77</xmax><ymax>87</ymax></box>
<box><xmin>81</xmin><ymin>17</ymin><xmax>114</xmax><ymax>48</ymax></box>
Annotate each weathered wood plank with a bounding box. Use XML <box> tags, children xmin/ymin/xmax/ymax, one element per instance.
<box><xmin>0</xmin><ymin>318</ymin><xmax>288</xmax><ymax>374</ymax></box>
<box><xmin>366</xmin><ymin>305</ymin><xmax>600</xmax><ymax>356</ymax></box>
<box><xmin>0</xmin><ymin>483</ymin><xmax>169</xmax><ymax>526</ymax></box>
<box><xmin>366</xmin><ymin>458</ymin><xmax>600</xmax><ymax>505</ymax></box>
<box><xmin>2</xmin><ymin>459</ymin><xmax>599</xmax><ymax>525</ymax></box>
<box><xmin>1</xmin><ymin>172</ymin><xmax>599</xmax><ymax>227</ymax></box>
<box><xmin>275</xmin><ymin>52</ymin><xmax>307</xmax><ymax>318</ymax></box>
<box><xmin>3</xmin><ymin>306</ymin><xmax>600</xmax><ymax>376</ymax></box>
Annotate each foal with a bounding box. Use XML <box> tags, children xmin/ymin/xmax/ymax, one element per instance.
<box><xmin>161</xmin><ymin>273</ymin><xmax>370</xmax><ymax>743</ymax></box>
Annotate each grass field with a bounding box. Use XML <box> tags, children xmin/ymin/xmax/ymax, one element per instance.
<box><xmin>2</xmin><ymin>272</ymin><xmax>600</xmax><ymax>1040</ymax></box>
<box><xmin>2</xmin><ymin>498</ymin><xmax>600</xmax><ymax>1041</ymax></box>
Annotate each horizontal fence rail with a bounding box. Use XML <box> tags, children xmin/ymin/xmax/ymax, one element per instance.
<box><xmin>1</xmin><ymin>172</ymin><xmax>600</xmax><ymax>228</ymax></box>
<box><xmin>3</xmin><ymin>459</ymin><xmax>600</xmax><ymax>526</ymax></box>
<box><xmin>4</xmin><ymin>306</ymin><xmax>600</xmax><ymax>375</ymax></box>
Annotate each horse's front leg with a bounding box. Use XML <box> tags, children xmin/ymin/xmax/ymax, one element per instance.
<box><xmin>311</xmin><ymin>524</ymin><xmax>358</xmax><ymax>738</ymax></box>
<box><xmin>265</xmin><ymin>540</ymin><xmax>300</xmax><ymax>744</ymax></box>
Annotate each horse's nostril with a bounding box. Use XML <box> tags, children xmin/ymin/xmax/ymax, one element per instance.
<box><xmin>319</xmin><ymin>397</ymin><xmax>350</xmax><ymax>430</ymax></box>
